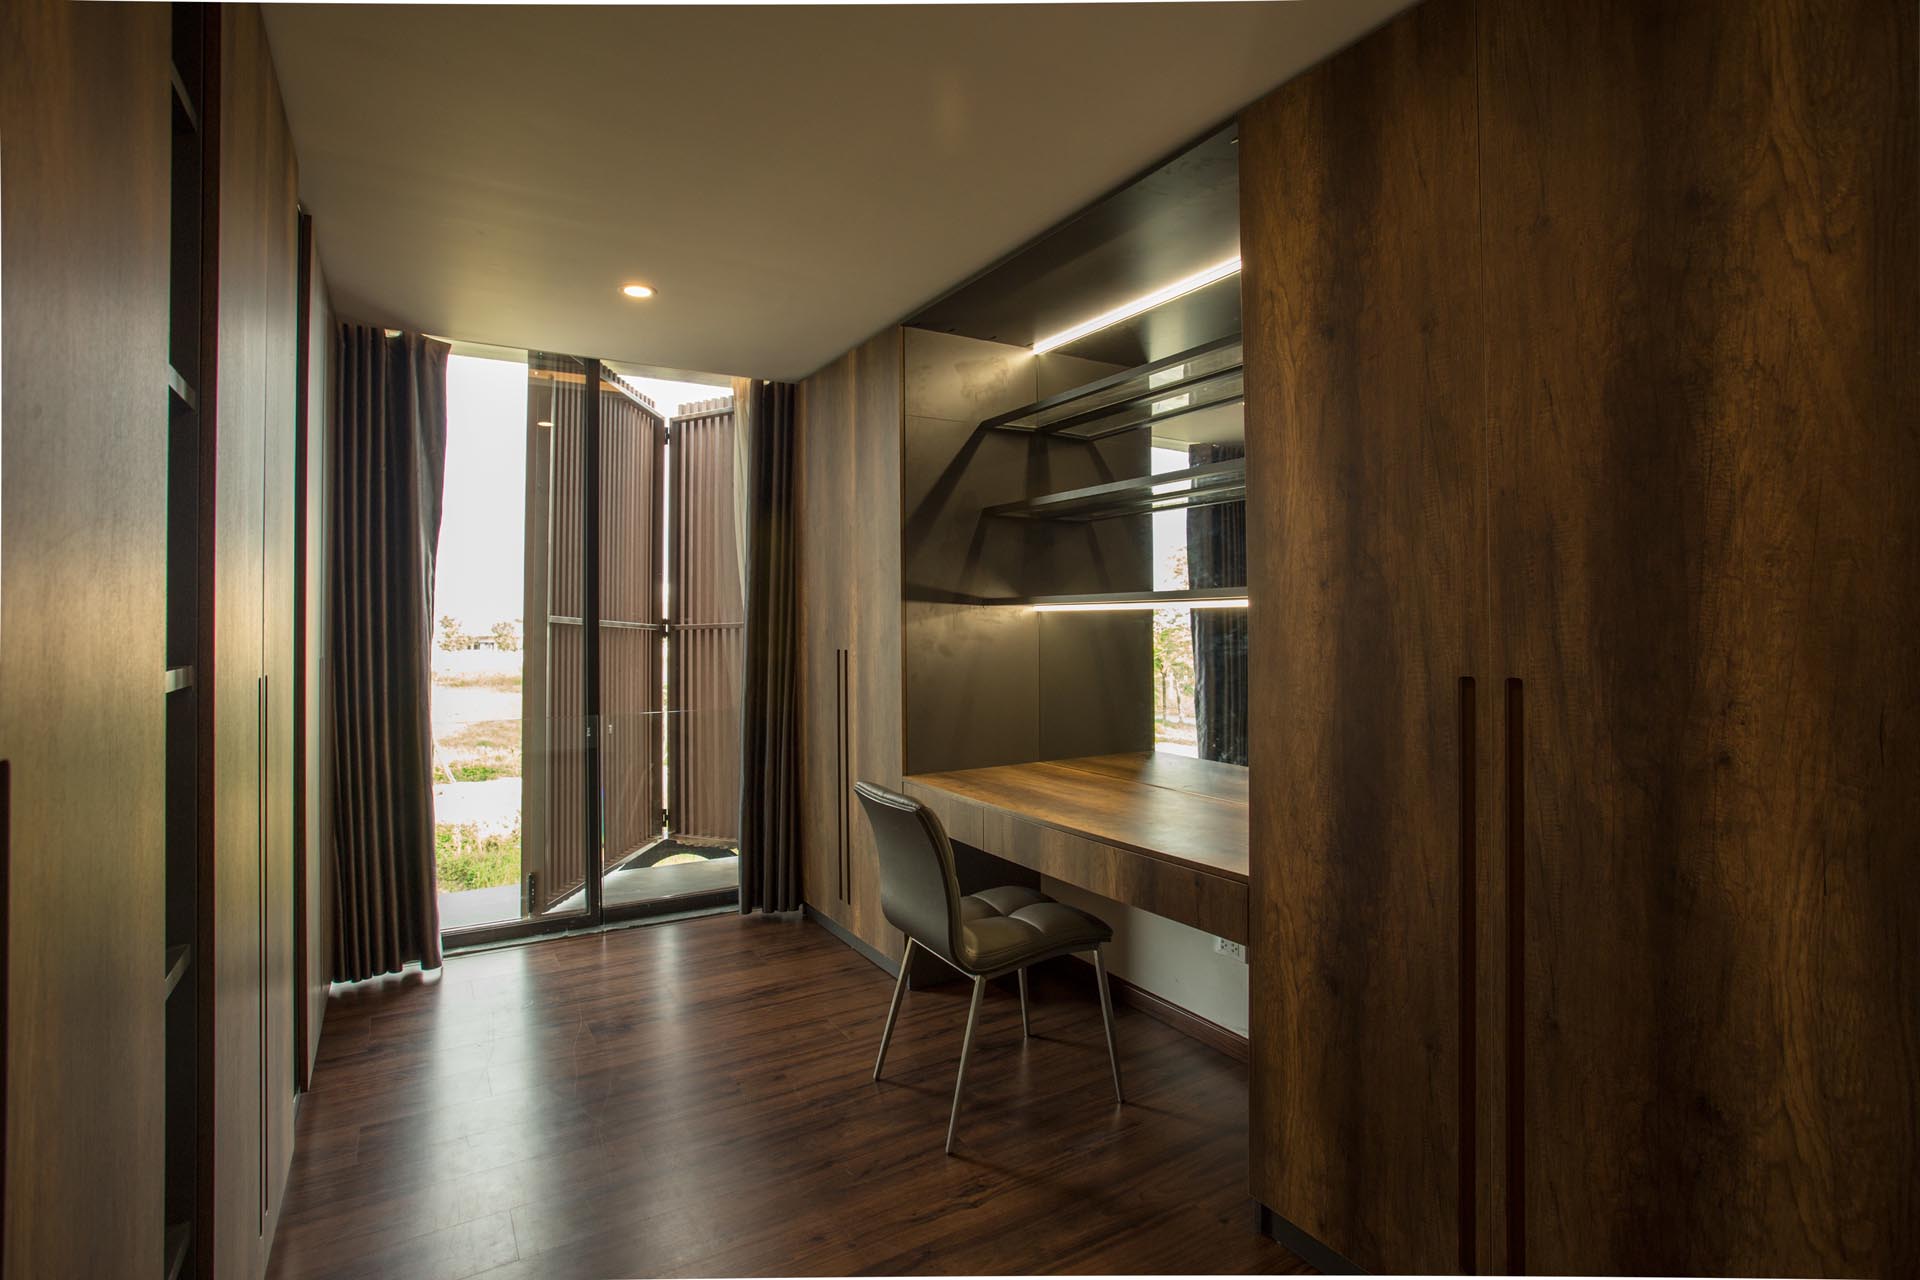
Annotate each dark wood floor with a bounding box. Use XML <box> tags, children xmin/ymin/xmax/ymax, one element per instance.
<box><xmin>267</xmin><ymin>912</ymin><xmax>1311</xmax><ymax>1278</ymax></box>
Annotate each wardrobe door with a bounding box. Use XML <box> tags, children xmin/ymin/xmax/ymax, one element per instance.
<box><xmin>0</xmin><ymin>4</ymin><xmax>169</xmax><ymax>1275</ymax></box>
<box><xmin>798</xmin><ymin>363</ymin><xmax>855</xmax><ymax>924</ymax></box>
<box><xmin>213</xmin><ymin>6</ymin><xmax>285</xmax><ymax>1274</ymax></box>
<box><xmin>846</xmin><ymin>329</ymin><xmax>903</xmax><ymax>959</ymax></box>
<box><xmin>1480</xmin><ymin>0</ymin><xmax>1920</xmax><ymax>1273</ymax></box>
<box><xmin>1239</xmin><ymin>2</ymin><xmax>1487</xmax><ymax>1272</ymax></box>
<box><xmin>258</xmin><ymin>61</ymin><xmax>301</xmax><ymax>1239</ymax></box>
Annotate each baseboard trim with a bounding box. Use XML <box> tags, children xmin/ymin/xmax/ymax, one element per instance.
<box><xmin>802</xmin><ymin>902</ymin><xmax>897</xmax><ymax>976</ymax></box>
<box><xmin>803</xmin><ymin>908</ymin><xmax>1252</xmax><ymax>1063</ymax></box>
<box><xmin>1077</xmin><ymin>958</ymin><xmax>1249</xmax><ymax>1063</ymax></box>
<box><xmin>1256</xmin><ymin>1201</ymin><xmax>1366</xmax><ymax>1275</ymax></box>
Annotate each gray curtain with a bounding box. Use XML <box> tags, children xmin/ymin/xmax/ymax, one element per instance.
<box><xmin>330</xmin><ymin>326</ymin><xmax>450</xmax><ymax>979</ymax></box>
<box><xmin>1189</xmin><ymin>443</ymin><xmax>1248</xmax><ymax>766</ymax></box>
<box><xmin>738</xmin><ymin>380</ymin><xmax>802</xmax><ymax>912</ymax></box>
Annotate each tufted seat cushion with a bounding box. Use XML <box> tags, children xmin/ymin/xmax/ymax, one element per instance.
<box><xmin>958</xmin><ymin>885</ymin><xmax>1114</xmax><ymax>973</ymax></box>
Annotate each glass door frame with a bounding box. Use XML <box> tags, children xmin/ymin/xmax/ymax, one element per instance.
<box><xmin>440</xmin><ymin>356</ymin><xmax>736</xmax><ymax>951</ymax></box>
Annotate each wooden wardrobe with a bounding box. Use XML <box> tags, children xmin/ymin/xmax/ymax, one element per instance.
<box><xmin>1241</xmin><ymin>0</ymin><xmax>1918</xmax><ymax>1274</ymax></box>
<box><xmin>1</xmin><ymin>4</ymin><xmax>173</xmax><ymax>1275</ymax></box>
<box><xmin>212</xmin><ymin>6</ymin><xmax>305</xmax><ymax>1275</ymax></box>
<box><xmin>2</xmin><ymin>4</ymin><xmax>320</xmax><ymax>1275</ymax></box>
<box><xmin>797</xmin><ymin>328</ymin><xmax>907</xmax><ymax>964</ymax></box>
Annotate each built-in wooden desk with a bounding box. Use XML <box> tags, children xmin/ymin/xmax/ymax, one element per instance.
<box><xmin>901</xmin><ymin>752</ymin><xmax>1250</xmax><ymax>944</ymax></box>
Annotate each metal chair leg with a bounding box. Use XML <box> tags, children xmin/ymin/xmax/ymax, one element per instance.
<box><xmin>945</xmin><ymin>975</ymin><xmax>986</xmax><ymax>1154</ymax></box>
<box><xmin>873</xmin><ymin>937</ymin><xmax>916</xmax><ymax>1081</ymax></box>
<box><xmin>1017</xmin><ymin>967</ymin><xmax>1031</xmax><ymax>1038</ymax></box>
<box><xmin>1093</xmin><ymin>949</ymin><xmax>1123</xmax><ymax>1104</ymax></box>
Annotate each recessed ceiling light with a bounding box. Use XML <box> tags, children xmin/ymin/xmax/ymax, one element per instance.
<box><xmin>621</xmin><ymin>283</ymin><xmax>655</xmax><ymax>299</ymax></box>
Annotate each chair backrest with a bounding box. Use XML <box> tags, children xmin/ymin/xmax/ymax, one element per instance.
<box><xmin>852</xmin><ymin>781</ymin><xmax>964</xmax><ymax>966</ymax></box>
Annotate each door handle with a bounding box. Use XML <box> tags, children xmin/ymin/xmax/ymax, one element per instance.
<box><xmin>1504</xmin><ymin>677</ymin><xmax>1525</xmax><ymax>1275</ymax></box>
<box><xmin>1456</xmin><ymin>676</ymin><xmax>1477</xmax><ymax>1274</ymax></box>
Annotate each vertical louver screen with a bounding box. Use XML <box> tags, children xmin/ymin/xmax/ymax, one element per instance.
<box><xmin>668</xmin><ymin>398</ymin><xmax>743</xmax><ymax>845</ymax></box>
<box><xmin>526</xmin><ymin>358</ymin><xmax>591</xmax><ymax>914</ymax></box>
<box><xmin>598</xmin><ymin>383</ymin><xmax>667</xmax><ymax>870</ymax></box>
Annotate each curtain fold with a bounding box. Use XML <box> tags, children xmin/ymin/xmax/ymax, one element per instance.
<box><xmin>1189</xmin><ymin>443</ymin><xmax>1249</xmax><ymax>766</ymax></box>
<box><xmin>737</xmin><ymin>379</ymin><xmax>803</xmax><ymax>912</ymax></box>
<box><xmin>330</xmin><ymin>325</ymin><xmax>450</xmax><ymax>980</ymax></box>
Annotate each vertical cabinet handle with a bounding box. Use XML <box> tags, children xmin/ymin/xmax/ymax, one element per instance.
<box><xmin>833</xmin><ymin>650</ymin><xmax>843</xmax><ymax>903</ymax></box>
<box><xmin>836</xmin><ymin>648</ymin><xmax>852</xmax><ymax>906</ymax></box>
<box><xmin>1456</xmin><ymin>678</ymin><xmax>1477</xmax><ymax>1274</ymax></box>
<box><xmin>2</xmin><ymin>758</ymin><xmax>10</xmax><ymax>1217</ymax></box>
<box><xmin>257</xmin><ymin>674</ymin><xmax>270</xmax><ymax>1228</ymax></box>
<box><xmin>1504</xmin><ymin>677</ymin><xmax>1525</xmax><ymax>1274</ymax></box>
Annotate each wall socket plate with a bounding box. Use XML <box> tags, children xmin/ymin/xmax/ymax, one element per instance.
<box><xmin>1214</xmin><ymin>936</ymin><xmax>1247</xmax><ymax>963</ymax></box>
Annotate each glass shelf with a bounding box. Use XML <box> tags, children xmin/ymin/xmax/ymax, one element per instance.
<box><xmin>980</xmin><ymin>334</ymin><xmax>1243</xmax><ymax>441</ymax></box>
<box><xmin>984</xmin><ymin>457</ymin><xmax>1245</xmax><ymax>523</ymax></box>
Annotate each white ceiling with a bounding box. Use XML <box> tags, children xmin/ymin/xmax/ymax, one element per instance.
<box><xmin>264</xmin><ymin>2</ymin><xmax>1409</xmax><ymax>382</ymax></box>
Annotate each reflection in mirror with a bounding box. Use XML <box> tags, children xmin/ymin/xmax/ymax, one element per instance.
<box><xmin>1148</xmin><ymin>444</ymin><xmax>1247</xmax><ymax>764</ymax></box>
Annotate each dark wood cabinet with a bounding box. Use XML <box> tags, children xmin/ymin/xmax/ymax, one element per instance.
<box><xmin>1242</xmin><ymin>0</ymin><xmax>1919</xmax><ymax>1274</ymax></box>
<box><xmin>0</xmin><ymin>5</ymin><xmax>172</xmax><ymax>1277</ymax></box>
<box><xmin>1240</xmin><ymin>2</ymin><xmax>1485</xmax><ymax>1271</ymax></box>
<box><xmin>211</xmin><ymin>6</ymin><xmax>304</xmax><ymax>1274</ymax></box>
<box><xmin>798</xmin><ymin>329</ymin><xmax>905</xmax><ymax>963</ymax></box>
<box><xmin>1477</xmin><ymin>0</ymin><xmax>1920</xmax><ymax>1271</ymax></box>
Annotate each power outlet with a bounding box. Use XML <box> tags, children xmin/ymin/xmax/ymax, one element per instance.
<box><xmin>1214</xmin><ymin>936</ymin><xmax>1247</xmax><ymax>963</ymax></box>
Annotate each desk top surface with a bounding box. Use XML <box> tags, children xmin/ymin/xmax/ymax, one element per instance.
<box><xmin>903</xmin><ymin>752</ymin><xmax>1249</xmax><ymax>883</ymax></box>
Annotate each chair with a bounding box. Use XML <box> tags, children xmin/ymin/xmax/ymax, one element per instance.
<box><xmin>853</xmin><ymin>780</ymin><xmax>1123</xmax><ymax>1154</ymax></box>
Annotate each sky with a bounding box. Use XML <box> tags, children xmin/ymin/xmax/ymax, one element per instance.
<box><xmin>437</xmin><ymin>354</ymin><xmax>529</xmax><ymax>631</ymax></box>
<box><xmin>435</xmin><ymin>355</ymin><xmax>730</xmax><ymax>632</ymax></box>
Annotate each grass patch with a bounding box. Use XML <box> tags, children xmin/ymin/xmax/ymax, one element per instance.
<box><xmin>433</xmin><ymin>670</ymin><xmax>524</xmax><ymax>693</ymax></box>
<box><xmin>436</xmin><ymin>823</ymin><xmax>521</xmax><ymax>893</ymax></box>
<box><xmin>436</xmin><ymin>718</ymin><xmax>521</xmax><ymax>782</ymax></box>
<box><xmin>448</xmin><ymin>762</ymin><xmax>503</xmax><ymax>782</ymax></box>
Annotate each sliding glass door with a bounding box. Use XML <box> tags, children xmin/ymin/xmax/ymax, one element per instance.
<box><xmin>433</xmin><ymin>349</ymin><xmax>740</xmax><ymax>943</ymax></box>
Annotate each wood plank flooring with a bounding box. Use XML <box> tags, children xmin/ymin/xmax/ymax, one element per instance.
<box><xmin>267</xmin><ymin>912</ymin><xmax>1309</xmax><ymax>1278</ymax></box>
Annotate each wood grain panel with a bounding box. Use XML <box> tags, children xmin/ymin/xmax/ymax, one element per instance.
<box><xmin>994</xmin><ymin>809</ymin><xmax>1244</xmax><ymax>945</ymax></box>
<box><xmin>901</xmin><ymin>754</ymin><xmax>1250</xmax><ymax>943</ymax></box>
<box><xmin>300</xmin><ymin>231</ymin><xmax>335</xmax><ymax>1085</ymax></box>
<box><xmin>0</xmin><ymin>2</ymin><xmax>170</xmax><ymax>1275</ymax></box>
<box><xmin>260</xmin><ymin>20</ymin><xmax>301</xmax><ymax>1243</ymax></box>
<box><xmin>1239</xmin><ymin>1</ymin><xmax>1485</xmax><ymax>1271</ymax></box>
<box><xmin>1063</xmin><ymin>751</ymin><xmax>1251</xmax><ymax>803</ymax></box>
<box><xmin>799</xmin><ymin>329</ymin><xmax>904</xmax><ymax>964</ymax></box>
<box><xmin>849</xmin><ymin>328</ymin><xmax>905</xmax><ymax>956</ymax></box>
<box><xmin>213</xmin><ymin>1</ymin><xmax>271</xmax><ymax>1270</ymax></box>
<box><xmin>214</xmin><ymin>6</ymin><xmax>304</xmax><ymax>1273</ymax></box>
<box><xmin>797</xmin><ymin>351</ymin><xmax>855</xmax><ymax>930</ymax></box>
<box><xmin>905</xmin><ymin>757</ymin><xmax>1247</xmax><ymax>881</ymax></box>
<box><xmin>1478</xmin><ymin>0</ymin><xmax>1920</xmax><ymax>1272</ymax></box>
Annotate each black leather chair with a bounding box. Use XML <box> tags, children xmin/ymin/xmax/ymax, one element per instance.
<box><xmin>853</xmin><ymin>780</ymin><xmax>1123</xmax><ymax>1153</ymax></box>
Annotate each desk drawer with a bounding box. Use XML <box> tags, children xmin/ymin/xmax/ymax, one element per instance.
<box><xmin>901</xmin><ymin>779</ymin><xmax>1250</xmax><ymax>944</ymax></box>
<box><xmin>985</xmin><ymin>813</ymin><xmax>1248</xmax><ymax>944</ymax></box>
